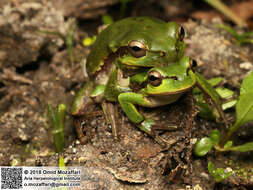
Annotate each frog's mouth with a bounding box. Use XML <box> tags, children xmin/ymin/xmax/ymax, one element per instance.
<box><xmin>148</xmin><ymin>85</ymin><xmax>194</xmax><ymax>96</ymax></box>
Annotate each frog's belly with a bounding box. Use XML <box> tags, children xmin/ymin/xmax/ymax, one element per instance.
<box><xmin>147</xmin><ymin>93</ymin><xmax>183</xmax><ymax>107</ymax></box>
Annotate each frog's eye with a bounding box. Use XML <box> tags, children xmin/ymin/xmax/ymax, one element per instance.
<box><xmin>177</xmin><ymin>26</ymin><xmax>185</xmax><ymax>41</ymax></box>
<box><xmin>148</xmin><ymin>71</ymin><xmax>162</xmax><ymax>87</ymax></box>
<box><xmin>128</xmin><ymin>41</ymin><xmax>146</xmax><ymax>58</ymax></box>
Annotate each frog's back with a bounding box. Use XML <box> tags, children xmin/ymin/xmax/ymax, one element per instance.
<box><xmin>86</xmin><ymin>17</ymin><xmax>175</xmax><ymax>76</ymax></box>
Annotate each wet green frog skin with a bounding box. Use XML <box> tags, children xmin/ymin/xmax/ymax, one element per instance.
<box><xmin>71</xmin><ymin>17</ymin><xmax>186</xmax><ymax>141</ymax></box>
<box><xmin>118</xmin><ymin>56</ymin><xmax>227</xmax><ymax>143</ymax></box>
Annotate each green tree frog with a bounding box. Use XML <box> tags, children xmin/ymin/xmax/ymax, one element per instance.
<box><xmin>118</xmin><ymin>56</ymin><xmax>227</xmax><ymax>144</ymax></box>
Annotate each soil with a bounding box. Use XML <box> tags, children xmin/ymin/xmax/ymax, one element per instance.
<box><xmin>0</xmin><ymin>0</ymin><xmax>253</xmax><ymax>190</ymax></box>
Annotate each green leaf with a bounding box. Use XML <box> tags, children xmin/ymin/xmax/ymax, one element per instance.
<box><xmin>54</xmin><ymin>104</ymin><xmax>66</xmax><ymax>153</ymax></box>
<box><xmin>222</xmin><ymin>100</ymin><xmax>237</xmax><ymax>110</ymax></box>
<box><xmin>224</xmin><ymin>141</ymin><xmax>233</xmax><ymax>149</ymax></box>
<box><xmin>235</xmin><ymin>93</ymin><xmax>253</xmax><ymax>127</ymax></box>
<box><xmin>216</xmin><ymin>87</ymin><xmax>234</xmax><ymax>99</ymax></box>
<box><xmin>240</xmin><ymin>31</ymin><xmax>253</xmax><ymax>38</ymax></box>
<box><xmin>194</xmin><ymin>137</ymin><xmax>213</xmax><ymax>156</ymax></box>
<box><xmin>48</xmin><ymin>103</ymin><xmax>66</xmax><ymax>153</ymax></box>
<box><xmin>227</xmin><ymin>142</ymin><xmax>253</xmax><ymax>152</ymax></box>
<box><xmin>217</xmin><ymin>24</ymin><xmax>238</xmax><ymax>37</ymax></box>
<box><xmin>208</xmin><ymin>161</ymin><xmax>232</xmax><ymax>182</ymax></box>
<box><xmin>235</xmin><ymin>71</ymin><xmax>253</xmax><ymax>127</ymax></box>
<box><xmin>83</xmin><ymin>36</ymin><xmax>96</xmax><ymax>46</ymax></box>
<box><xmin>59</xmin><ymin>156</ymin><xmax>66</xmax><ymax>169</ymax></box>
<box><xmin>241</xmin><ymin>71</ymin><xmax>253</xmax><ymax>95</ymax></box>
<box><xmin>196</xmin><ymin>101</ymin><xmax>216</xmax><ymax>120</ymax></box>
<box><xmin>208</xmin><ymin>161</ymin><xmax>215</xmax><ymax>174</ymax></box>
<box><xmin>102</xmin><ymin>14</ymin><xmax>114</xmax><ymax>25</ymax></box>
<box><xmin>209</xmin><ymin>130</ymin><xmax>221</xmax><ymax>145</ymax></box>
<box><xmin>56</xmin><ymin>104</ymin><xmax>67</xmax><ymax>132</ymax></box>
<box><xmin>239</xmin><ymin>38</ymin><xmax>253</xmax><ymax>44</ymax></box>
<box><xmin>217</xmin><ymin>24</ymin><xmax>253</xmax><ymax>45</ymax></box>
<box><xmin>220</xmin><ymin>72</ymin><xmax>253</xmax><ymax>146</ymax></box>
<box><xmin>208</xmin><ymin>77</ymin><xmax>223</xmax><ymax>87</ymax></box>
<box><xmin>215</xmin><ymin>87</ymin><xmax>236</xmax><ymax>110</ymax></box>
<box><xmin>193</xmin><ymin>77</ymin><xmax>223</xmax><ymax>94</ymax></box>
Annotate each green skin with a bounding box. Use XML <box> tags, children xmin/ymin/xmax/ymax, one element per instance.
<box><xmin>118</xmin><ymin>56</ymin><xmax>227</xmax><ymax>140</ymax></box>
<box><xmin>71</xmin><ymin>17</ymin><xmax>185</xmax><ymax>115</ymax></box>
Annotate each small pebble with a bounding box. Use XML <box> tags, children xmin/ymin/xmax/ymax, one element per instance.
<box><xmin>239</xmin><ymin>62</ymin><xmax>253</xmax><ymax>70</ymax></box>
<box><xmin>200</xmin><ymin>172</ymin><xmax>210</xmax><ymax>180</ymax></box>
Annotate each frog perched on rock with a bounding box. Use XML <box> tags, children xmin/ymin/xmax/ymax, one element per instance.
<box><xmin>71</xmin><ymin>17</ymin><xmax>186</xmax><ymax>142</ymax></box>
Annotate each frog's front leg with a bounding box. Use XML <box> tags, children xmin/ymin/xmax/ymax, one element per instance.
<box><xmin>118</xmin><ymin>93</ymin><xmax>150</xmax><ymax>123</ymax></box>
<box><xmin>118</xmin><ymin>92</ymin><xmax>173</xmax><ymax>145</ymax></box>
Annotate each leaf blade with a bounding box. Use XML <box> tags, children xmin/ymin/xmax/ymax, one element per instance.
<box><xmin>194</xmin><ymin>137</ymin><xmax>213</xmax><ymax>156</ymax></box>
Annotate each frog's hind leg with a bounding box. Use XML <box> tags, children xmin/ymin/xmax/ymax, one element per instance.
<box><xmin>101</xmin><ymin>101</ymin><xmax>119</xmax><ymax>139</ymax></box>
<box><xmin>71</xmin><ymin>81</ymin><xmax>95</xmax><ymax>116</ymax></box>
<box><xmin>71</xmin><ymin>81</ymin><xmax>103</xmax><ymax>143</ymax></box>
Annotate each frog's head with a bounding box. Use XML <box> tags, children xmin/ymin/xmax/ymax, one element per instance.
<box><xmin>109</xmin><ymin>17</ymin><xmax>186</xmax><ymax>69</ymax></box>
<box><xmin>143</xmin><ymin>56</ymin><xmax>197</xmax><ymax>95</ymax></box>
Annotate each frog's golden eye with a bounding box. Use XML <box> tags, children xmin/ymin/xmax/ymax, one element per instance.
<box><xmin>128</xmin><ymin>41</ymin><xmax>146</xmax><ymax>58</ymax></box>
<box><xmin>177</xmin><ymin>26</ymin><xmax>185</xmax><ymax>41</ymax></box>
<box><xmin>148</xmin><ymin>71</ymin><xmax>162</xmax><ymax>87</ymax></box>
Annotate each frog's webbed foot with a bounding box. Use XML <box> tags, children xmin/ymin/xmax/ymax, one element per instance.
<box><xmin>139</xmin><ymin>119</ymin><xmax>178</xmax><ymax>147</ymax></box>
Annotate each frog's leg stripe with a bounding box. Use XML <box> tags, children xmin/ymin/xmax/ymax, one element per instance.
<box><xmin>118</xmin><ymin>92</ymin><xmax>152</xmax><ymax>124</ymax></box>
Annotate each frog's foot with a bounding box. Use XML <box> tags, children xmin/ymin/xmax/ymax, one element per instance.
<box><xmin>73</xmin><ymin>111</ymin><xmax>104</xmax><ymax>144</ymax></box>
<box><xmin>139</xmin><ymin>119</ymin><xmax>178</xmax><ymax>147</ymax></box>
<box><xmin>73</xmin><ymin>116</ymin><xmax>89</xmax><ymax>144</ymax></box>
